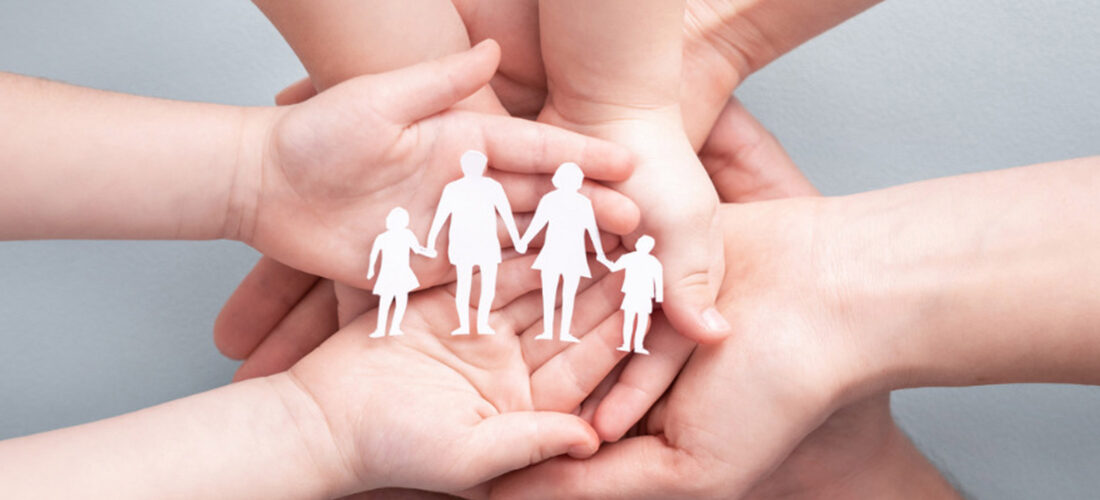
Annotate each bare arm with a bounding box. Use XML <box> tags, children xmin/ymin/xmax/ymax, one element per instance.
<box><xmin>0</xmin><ymin>72</ymin><xmax>261</xmax><ymax>241</ymax></box>
<box><xmin>252</xmin><ymin>0</ymin><xmax>502</xmax><ymax>113</ymax></box>
<box><xmin>0</xmin><ymin>374</ymin><xmax>346</xmax><ymax>499</ymax></box>
<box><xmin>824</xmin><ymin>157</ymin><xmax>1100</xmax><ymax>393</ymax></box>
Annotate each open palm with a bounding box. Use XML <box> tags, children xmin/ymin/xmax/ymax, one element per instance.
<box><xmin>287</xmin><ymin>271</ymin><xmax>607</xmax><ymax>496</ymax></box>
<box><xmin>242</xmin><ymin>42</ymin><xmax>634</xmax><ymax>294</ymax></box>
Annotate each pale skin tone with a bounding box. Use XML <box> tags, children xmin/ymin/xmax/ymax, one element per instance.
<box><xmin>219</xmin><ymin>2</ymin><xmax>928</xmax><ymax>495</ymax></box>
<box><xmin>0</xmin><ymin>44</ymin><xmax>650</xmax><ymax>497</ymax></box>
<box><xmin>495</xmin><ymin>158</ymin><xmax>1100</xmax><ymax>498</ymax></box>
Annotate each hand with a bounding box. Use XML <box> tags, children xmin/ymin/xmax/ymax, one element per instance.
<box><xmin>595</xmin><ymin>255</ymin><xmax>613</xmax><ymax>269</ymax></box>
<box><xmin>233</xmin><ymin>41</ymin><xmax>636</xmax><ymax>294</ymax></box>
<box><xmin>422</xmin><ymin>247</ymin><xmax>438</xmax><ymax>259</ymax></box>
<box><xmin>513</xmin><ymin>239</ymin><xmax>527</xmax><ymax>255</ymax></box>
<box><xmin>493</xmin><ymin>98</ymin><xmax>954</xmax><ymax>498</ymax></box>
<box><xmin>366</xmin><ymin>268</ymin><xmax>375</xmax><ymax>280</ymax></box>
<box><xmin>283</xmin><ymin>281</ymin><xmax>604</xmax><ymax>496</ymax></box>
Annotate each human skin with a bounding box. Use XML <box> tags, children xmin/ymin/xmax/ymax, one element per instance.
<box><xmin>217</xmin><ymin>0</ymin><xmax>883</xmax><ymax>386</ymax></box>
<box><xmin>0</xmin><ymin>257</ymin><xmax>616</xmax><ymax>499</ymax></box>
<box><xmin>249</xmin><ymin>0</ymin><xmax>641</xmax><ymax>328</ymax></box>
<box><xmin>0</xmin><ymin>44</ymin><xmax>635</xmax><ymax>295</ymax></box>
<box><xmin>493</xmin><ymin>157</ymin><xmax>1100</xmax><ymax>498</ymax></box>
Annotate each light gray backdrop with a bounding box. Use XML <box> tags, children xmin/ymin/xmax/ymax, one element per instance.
<box><xmin>1</xmin><ymin>1</ymin><xmax>1098</xmax><ymax>498</ymax></box>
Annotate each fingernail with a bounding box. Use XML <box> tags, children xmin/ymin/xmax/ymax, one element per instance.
<box><xmin>702</xmin><ymin>307</ymin><xmax>730</xmax><ymax>333</ymax></box>
<box><xmin>568</xmin><ymin>441</ymin><xmax>596</xmax><ymax>457</ymax></box>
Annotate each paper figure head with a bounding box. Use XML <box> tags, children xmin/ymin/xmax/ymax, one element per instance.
<box><xmin>386</xmin><ymin>206</ymin><xmax>410</xmax><ymax>230</ymax></box>
<box><xmin>552</xmin><ymin>162</ymin><xmax>584</xmax><ymax>191</ymax></box>
<box><xmin>636</xmin><ymin>234</ymin><xmax>655</xmax><ymax>254</ymax></box>
<box><xmin>460</xmin><ymin>150</ymin><xmax>488</xmax><ymax>177</ymax></box>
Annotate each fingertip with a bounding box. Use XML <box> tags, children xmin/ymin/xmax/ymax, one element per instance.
<box><xmin>664</xmin><ymin>300</ymin><xmax>732</xmax><ymax>344</ymax></box>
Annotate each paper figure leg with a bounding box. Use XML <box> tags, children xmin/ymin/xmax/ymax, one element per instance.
<box><xmin>389</xmin><ymin>293</ymin><xmax>408</xmax><ymax>336</ymax></box>
<box><xmin>618</xmin><ymin>311</ymin><xmax>636</xmax><ymax>352</ymax></box>
<box><xmin>633</xmin><ymin>313</ymin><xmax>651</xmax><ymax>355</ymax></box>
<box><xmin>536</xmin><ymin>271</ymin><xmax>559</xmax><ymax>340</ymax></box>
<box><xmin>452</xmin><ymin>264</ymin><xmax>473</xmax><ymax>335</ymax></box>
<box><xmin>371</xmin><ymin>295</ymin><xmax>393</xmax><ymax>338</ymax></box>
<box><xmin>476</xmin><ymin>263</ymin><xmax>497</xmax><ymax>335</ymax></box>
<box><xmin>559</xmin><ymin>274</ymin><xmax>581</xmax><ymax>343</ymax></box>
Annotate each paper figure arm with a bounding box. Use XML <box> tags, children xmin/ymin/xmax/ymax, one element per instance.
<box><xmin>601</xmin><ymin>255</ymin><xmax>624</xmax><ymax>272</ymax></box>
<box><xmin>520</xmin><ymin>197</ymin><xmax>551</xmax><ymax>248</ymax></box>
<box><xmin>583</xmin><ymin>200</ymin><xmax>608</xmax><ymax>262</ymax></box>
<box><xmin>492</xmin><ymin>182</ymin><xmax>526</xmax><ymax>253</ymax></box>
<box><xmin>366</xmin><ymin>234</ymin><xmax>383</xmax><ymax>280</ymax></box>
<box><xmin>410</xmin><ymin>231</ymin><xmax>437</xmax><ymax>258</ymax></box>
<box><xmin>426</xmin><ymin>187</ymin><xmax>453</xmax><ymax>251</ymax></box>
<box><xmin>653</xmin><ymin>260</ymin><xmax>664</xmax><ymax>303</ymax></box>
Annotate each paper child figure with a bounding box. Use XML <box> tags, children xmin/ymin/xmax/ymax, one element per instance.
<box><xmin>600</xmin><ymin>235</ymin><xmax>664</xmax><ymax>354</ymax></box>
<box><xmin>427</xmin><ymin>150</ymin><xmax>526</xmax><ymax>335</ymax></box>
<box><xmin>367</xmin><ymin>207</ymin><xmax>436</xmax><ymax>338</ymax></box>
<box><xmin>520</xmin><ymin>162</ymin><xmax>609</xmax><ymax>343</ymax></box>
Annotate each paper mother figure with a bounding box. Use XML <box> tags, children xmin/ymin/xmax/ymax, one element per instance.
<box><xmin>519</xmin><ymin>162</ymin><xmax>609</xmax><ymax>343</ymax></box>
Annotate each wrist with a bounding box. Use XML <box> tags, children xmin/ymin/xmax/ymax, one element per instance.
<box><xmin>222</xmin><ymin>105</ymin><xmax>281</xmax><ymax>245</ymax></box>
<box><xmin>812</xmin><ymin>194</ymin><xmax>946</xmax><ymax>402</ymax></box>
<box><xmin>265</xmin><ymin>371</ymin><xmax>365</xmax><ymax>496</ymax></box>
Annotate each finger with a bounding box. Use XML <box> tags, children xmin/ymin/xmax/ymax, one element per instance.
<box><xmin>214</xmin><ymin>257</ymin><xmax>320</xmax><ymax>360</ymax></box>
<box><xmin>471</xmin><ymin>411</ymin><xmax>599</xmax><ymax>481</ymax></box>
<box><xmin>530</xmin><ymin>312</ymin><xmax>630</xmax><ymax>412</ymax></box>
<box><xmin>369</xmin><ymin>39</ymin><xmax>501</xmax><ymax>124</ymax></box>
<box><xmin>472</xmin><ymin>114</ymin><xmax>634</xmax><ymax>182</ymax></box>
<box><xmin>490</xmin><ymin>436</ymin><xmax>681</xmax><ymax>500</ymax></box>
<box><xmin>700</xmin><ymin>97</ymin><xmax>819</xmax><ymax>201</ymax></box>
<box><xmin>578</xmin><ymin>359</ymin><xmax>627</xmax><ymax>423</ymax></box>
<box><xmin>655</xmin><ymin>215</ymin><xmax>731</xmax><ymax>345</ymax></box>
<box><xmin>232</xmin><ymin>279</ymin><xmax>338</xmax><ymax>381</ymax></box>
<box><xmin>496</xmin><ymin>172</ymin><xmax>640</xmax><ymax>235</ymax></box>
<box><xmin>274</xmin><ymin>77</ymin><xmax>318</xmax><ymax>106</ymax></box>
<box><xmin>334</xmin><ymin>282</ymin><xmax>380</xmax><ymax>328</ymax></box>
<box><xmin>592</xmin><ymin>314</ymin><xmax>695</xmax><ymax>441</ymax></box>
<box><xmin>510</xmin><ymin>255</ymin><xmax>617</xmax><ymax>340</ymax></box>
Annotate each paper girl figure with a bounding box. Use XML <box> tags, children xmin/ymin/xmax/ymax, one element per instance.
<box><xmin>600</xmin><ymin>235</ymin><xmax>664</xmax><ymax>354</ymax></box>
<box><xmin>367</xmin><ymin>207</ymin><xmax>436</xmax><ymax>338</ymax></box>
<box><xmin>519</xmin><ymin>162</ymin><xmax>609</xmax><ymax>343</ymax></box>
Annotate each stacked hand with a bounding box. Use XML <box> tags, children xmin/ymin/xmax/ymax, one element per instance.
<box><xmin>213</xmin><ymin>0</ymin><xmax>951</xmax><ymax>498</ymax></box>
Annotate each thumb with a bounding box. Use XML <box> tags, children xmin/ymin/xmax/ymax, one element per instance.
<box><xmin>658</xmin><ymin>224</ymin><xmax>731</xmax><ymax>344</ymax></box>
<box><xmin>490</xmin><ymin>437</ymin><xmax>683</xmax><ymax>500</ymax></box>
<box><xmin>368</xmin><ymin>39</ymin><xmax>501</xmax><ymax>124</ymax></box>
<box><xmin>701</xmin><ymin>97</ymin><xmax>818</xmax><ymax>202</ymax></box>
<box><xmin>469</xmin><ymin>411</ymin><xmax>599</xmax><ymax>481</ymax></box>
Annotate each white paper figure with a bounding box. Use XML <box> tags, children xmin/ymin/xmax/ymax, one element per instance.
<box><xmin>427</xmin><ymin>150</ymin><xmax>526</xmax><ymax>335</ymax></box>
<box><xmin>367</xmin><ymin>207</ymin><xmax>436</xmax><ymax>338</ymax></box>
<box><xmin>520</xmin><ymin>162</ymin><xmax>608</xmax><ymax>343</ymax></box>
<box><xmin>600</xmin><ymin>235</ymin><xmax>663</xmax><ymax>354</ymax></box>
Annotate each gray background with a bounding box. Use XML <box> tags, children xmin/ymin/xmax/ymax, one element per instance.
<box><xmin>1</xmin><ymin>1</ymin><xmax>1098</xmax><ymax>498</ymax></box>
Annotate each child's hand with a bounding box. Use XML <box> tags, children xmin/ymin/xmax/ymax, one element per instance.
<box><xmin>537</xmin><ymin>1</ymin><xmax>729</xmax><ymax>344</ymax></box>
<box><xmin>283</xmin><ymin>262</ymin><xmax>608</xmax><ymax>496</ymax></box>
<box><xmin>232</xmin><ymin>41</ymin><xmax>636</xmax><ymax>293</ymax></box>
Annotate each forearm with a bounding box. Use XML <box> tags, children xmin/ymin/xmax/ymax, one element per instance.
<box><xmin>0</xmin><ymin>72</ymin><xmax>262</xmax><ymax>241</ymax></box>
<box><xmin>681</xmin><ymin>0</ymin><xmax>883</xmax><ymax>147</ymax></box>
<box><xmin>539</xmin><ymin>0</ymin><xmax>684</xmax><ymax>124</ymax></box>
<box><xmin>828</xmin><ymin>157</ymin><xmax>1100</xmax><ymax>392</ymax></box>
<box><xmin>0</xmin><ymin>373</ymin><xmax>352</xmax><ymax>499</ymax></box>
<box><xmin>253</xmin><ymin>0</ymin><xmax>501</xmax><ymax>111</ymax></box>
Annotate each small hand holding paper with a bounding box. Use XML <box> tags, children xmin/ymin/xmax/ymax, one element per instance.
<box><xmin>239</xmin><ymin>40</ymin><xmax>635</xmax><ymax>293</ymax></box>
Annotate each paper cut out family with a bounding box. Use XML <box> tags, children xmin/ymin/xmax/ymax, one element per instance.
<box><xmin>365</xmin><ymin>150</ymin><xmax>663</xmax><ymax>354</ymax></box>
